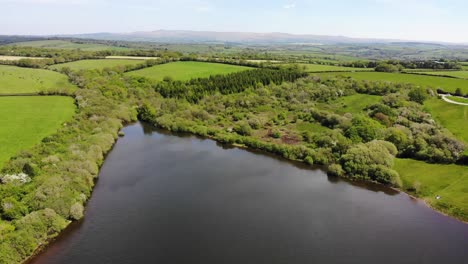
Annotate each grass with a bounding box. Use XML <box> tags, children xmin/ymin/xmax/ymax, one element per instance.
<box><xmin>424</xmin><ymin>98</ymin><xmax>468</xmax><ymax>147</ymax></box>
<box><xmin>125</xmin><ymin>61</ymin><xmax>252</xmax><ymax>81</ymax></box>
<box><xmin>416</xmin><ymin>70</ymin><xmax>468</xmax><ymax>79</ymax></box>
<box><xmin>316</xmin><ymin>93</ymin><xmax>381</xmax><ymax>115</ymax></box>
<box><xmin>48</xmin><ymin>59</ymin><xmax>144</xmax><ymax>71</ymax></box>
<box><xmin>105</xmin><ymin>56</ymin><xmax>158</xmax><ymax>60</ymax></box>
<box><xmin>0</xmin><ymin>65</ymin><xmax>75</xmax><ymax>94</ymax></box>
<box><xmin>12</xmin><ymin>40</ymin><xmax>131</xmax><ymax>51</ymax></box>
<box><xmin>0</xmin><ymin>56</ymin><xmax>44</xmax><ymax>61</ymax></box>
<box><xmin>394</xmin><ymin>159</ymin><xmax>468</xmax><ymax>221</ymax></box>
<box><xmin>446</xmin><ymin>96</ymin><xmax>468</xmax><ymax>104</ymax></box>
<box><xmin>299</xmin><ymin>63</ymin><xmax>373</xmax><ymax>73</ymax></box>
<box><xmin>317</xmin><ymin>72</ymin><xmax>468</xmax><ymax>94</ymax></box>
<box><xmin>0</xmin><ymin>96</ymin><xmax>75</xmax><ymax>169</ymax></box>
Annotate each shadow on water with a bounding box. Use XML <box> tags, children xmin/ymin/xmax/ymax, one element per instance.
<box><xmin>142</xmin><ymin>122</ymin><xmax>399</xmax><ymax>196</ymax></box>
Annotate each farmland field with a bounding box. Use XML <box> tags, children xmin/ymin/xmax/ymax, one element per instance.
<box><xmin>0</xmin><ymin>96</ymin><xmax>75</xmax><ymax>169</ymax></box>
<box><xmin>0</xmin><ymin>65</ymin><xmax>75</xmax><ymax>94</ymax></box>
<box><xmin>49</xmin><ymin>59</ymin><xmax>145</xmax><ymax>71</ymax></box>
<box><xmin>105</xmin><ymin>56</ymin><xmax>159</xmax><ymax>60</ymax></box>
<box><xmin>125</xmin><ymin>61</ymin><xmax>253</xmax><ymax>81</ymax></box>
<box><xmin>317</xmin><ymin>72</ymin><xmax>468</xmax><ymax>94</ymax></box>
<box><xmin>299</xmin><ymin>63</ymin><xmax>373</xmax><ymax>72</ymax></box>
<box><xmin>424</xmin><ymin>98</ymin><xmax>468</xmax><ymax>146</ymax></box>
<box><xmin>416</xmin><ymin>70</ymin><xmax>468</xmax><ymax>79</ymax></box>
<box><xmin>11</xmin><ymin>40</ymin><xmax>131</xmax><ymax>51</ymax></box>
<box><xmin>0</xmin><ymin>56</ymin><xmax>44</xmax><ymax>61</ymax></box>
<box><xmin>395</xmin><ymin>158</ymin><xmax>468</xmax><ymax>220</ymax></box>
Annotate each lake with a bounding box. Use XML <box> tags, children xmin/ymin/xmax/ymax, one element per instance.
<box><xmin>29</xmin><ymin>122</ymin><xmax>468</xmax><ymax>264</ymax></box>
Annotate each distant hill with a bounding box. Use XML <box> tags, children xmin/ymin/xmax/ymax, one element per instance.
<box><xmin>62</xmin><ymin>30</ymin><xmax>406</xmax><ymax>45</ymax></box>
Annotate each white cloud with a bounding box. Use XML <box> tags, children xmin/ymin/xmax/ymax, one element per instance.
<box><xmin>283</xmin><ymin>1</ymin><xmax>296</xmax><ymax>9</ymax></box>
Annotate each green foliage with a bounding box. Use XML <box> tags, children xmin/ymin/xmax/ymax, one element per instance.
<box><xmin>375</xmin><ymin>62</ymin><xmax>402</xmax><ymax>73</ymax></box>
<box><xmin>408</xmin><ymin>87</ymin><xmax>428</xmax><ymax>104</ymax></box>
<box><xmin>234</xmin><ymin>122</ymin><xmax>253</xmax><ymax>136</ymax></box>
<box><xmin>341</xmin><ymin>140</ymin><xmax>401</xmax><ymax>186</ymax></box>
<box><xmin>345</xmin><ymin>116</ymin><xmax>383</xmax><ymax>142</ymax></box>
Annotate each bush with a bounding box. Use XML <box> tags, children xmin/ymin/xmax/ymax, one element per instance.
<box><xmin>327</xmin><ymin>164</ymin><xmax>344</xmax><ymax>177</ymax></box>
<box><xmin>234</xmin><ymin>122</ymin><xmax>252</xmax><ymax>136</ymax></box>
<box><xmin>408</xmin><ymin>87</ymin><xmax>428</xmax><ymax>104</ymax></box>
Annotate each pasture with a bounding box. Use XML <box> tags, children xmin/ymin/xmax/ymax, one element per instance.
<box><xmin>105</xmin><ymin>56</ymin><xmax>159</xmax><ymax>60</ymax></box>
<box><xmin>0</xmin><ymin>96</ymin><xmax>75</xmax><ymax>169</ymax></box>
<box><xmin>0</xmin><ymin>56</ymin><xmax>44</xmax><ymax>61</ymax></box>
<box><xmin>317</xmin><ymin>72</ymin><xmax>468</xmax><ymax>94</ymax></box>
<box><xmin>125</xmin><ymin>61</ymin><xmax>253</xmax><ymax>81</ymax></box>
<box><xmin>394</xmin><ymin>158</ymin><xmax>468</xmax><ymax>220</ymax></box>
<box><xmin>49</xmin><ymin>59</ymin><xmax>145</xmax><ymax>71</ymax></box>
<box><xmin>0</xmin><ymin>65</ymin><xmax>75</xmax><ymax>94</ymax></box>
<box><xmin>11</xmin><ymin>40</ymin><xmax>131</xmax><ymax>51</ymax></box>
<box><xmin>424</xmin><ymin>98</ymin><xmax>468</xmax><ymax>146</ymax></box>
<box><xmin>416</xmin><ymin>70</ymin><xmax>468</xmax><ymax>79</ymax></box>
<box><xmin>299</xmin><ymin>63</ymin><xmax>373</xmax><ymax>72</ymax></box>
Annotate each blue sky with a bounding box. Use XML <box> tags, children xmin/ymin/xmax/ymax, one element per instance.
<box><xmin>1</xmin><ymin>0</ymin><xmax>467</xmax><ymax>43</ymax></box>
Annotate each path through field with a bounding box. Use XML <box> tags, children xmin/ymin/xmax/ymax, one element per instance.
<box><xmin>440</xmin><ymin>94</ymin><xmax>468</xmax><ymax>106</ymax></box>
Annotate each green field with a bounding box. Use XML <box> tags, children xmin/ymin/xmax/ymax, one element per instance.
<box><xmin>318</xmin><ymin>72</ymin><xmax>468</xmax><ymax>94</ymax></box>
<box><xmin>425</xmin><ymin>98</ymin><xmax>468</xmax><ymax>145</ymax></box>
<box><xmin>416</xmin><ymin>70</ymin><xmax>468</xmax><ymax>79</ymax></box>
<box><xmin>320</xmin><ymin>94</ymin><xmax>381</xmax><ymax>114</ymax></box>
<box><xmin>395</xmin><ymin>159</ymin><xmax>468</xmax><ymax>220</ymax></box>
<box><xmin>49</xmin><ymin>59</ymin><xmax>144</xmax><ymax>71</ymax></box>
<box><xmin>299</xmin><ymin>63</ymin><xmax>373</xmax><ymax>73</ymax></box>
<box><xmin>12</xmin><ymin>40</ymin><xmax>131</xmax><ymax>51</ymax></box>
<box><xmin>125</xmin><ymin>61</ymin><xmax>253</xmax><ymax>81</ymax></box>
<box><xmin>446</xmin><ymin>96</ymin><xmax>468</xmax><ymax>104</ymax></box>
<box><xmin>0</xmin><ymin>96</ymin><xmax>75</xmax><ymax>169</ymax></box>
<box><xmin>0</xmin><ymin>65</ymin><xmax>75</xmax><ymax>94</ymax></box>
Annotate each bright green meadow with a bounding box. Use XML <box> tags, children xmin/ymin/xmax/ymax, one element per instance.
<box><xmin>48</xmin><ymin>59</ymin><xmax>145</xmax><ymax>71</ymax></box>
<box><xmin>0</xmin><ymin>65</ymin><xmax>75</xmax><ymax>94</ymax></box>
<box><xmin>317</xmin><ymin>72</ymin><xmax>468</xmax><ymax>94</ymax></box>
<box><xmin>125</xmin><ymin>61</ymin><xmax>253</xmax><ymax>81</ymax></box>
<box><xmin>299</xmin><ymin>63</ymin><xmax>374</xmax><ymax>73</ymax></box>
<box><xmin>0</xmin><ymin>96</ymin><xmax>76</xmax><ymax>169</ymax></box>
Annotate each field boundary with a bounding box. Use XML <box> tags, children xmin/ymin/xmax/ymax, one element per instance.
<box><xmin>0</xmin><ymin>92</ymin><xmax>40</xmax><ymax>96</ymax></box>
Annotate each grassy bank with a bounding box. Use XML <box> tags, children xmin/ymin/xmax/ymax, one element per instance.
<box><xmin>395</xmin><ymin>159</ymin><xmax>468</xmax><ymax>221</ymax></box>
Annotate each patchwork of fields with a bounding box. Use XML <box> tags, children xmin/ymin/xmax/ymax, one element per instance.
<box><xmin>49</xmin><ymin>59</ymin><xmax>145</xmax><ymax>71</ymax></box>
<box><xmin>0</xmin><ymin>96</ymin><xmax>75</xmax><ymax>169</ymax></box>
<box><xmin>0</xmin><ymin>65</ymin><xmax>75</xmax><ymax>94</ymax></box>
<box><xmin>125</xmin><ymin>61</ymin><xmax>253</xmax><ymax>81</ymax></box>
<box><xmin>11</xmin><ymin>40</ymin><xmax>131</xmax><ymax>51</ymax></box>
